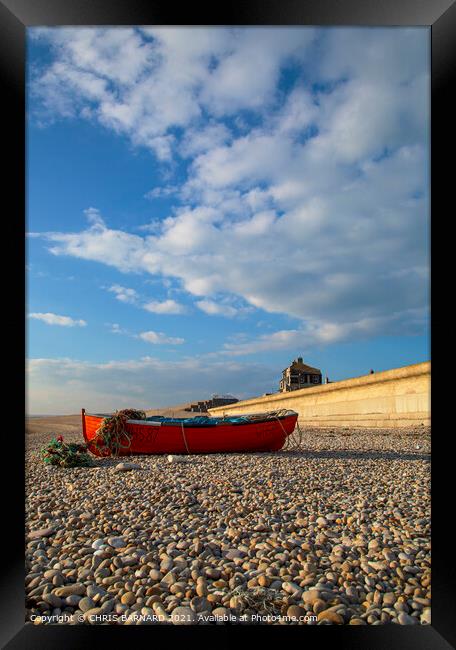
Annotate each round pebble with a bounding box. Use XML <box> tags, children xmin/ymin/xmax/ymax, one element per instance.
<box><xmin>171</xmin><ymin>606</ymin><xmax>197</xmax><ymax>625</ymax></box>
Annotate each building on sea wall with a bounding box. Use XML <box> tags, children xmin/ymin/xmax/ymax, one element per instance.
<box><xmin>186</xmin><ymin>394</ymin><xmax>239</xmax><ymax>413</ymax></box>
<box><xmin>280</xmin><ymin>357</ymin><xmax>322</xmax><ymax>392</ymax></box>
<box><xmin>209</xmin><ymin>362</ymin><xmax>430</xmax><ymax>429</ymax></box>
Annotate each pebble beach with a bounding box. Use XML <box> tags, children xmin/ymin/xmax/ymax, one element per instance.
<box><xmin>25</xmin><ymin>424</ymin><xmax>431</xmax><ymax>626</ymax></box>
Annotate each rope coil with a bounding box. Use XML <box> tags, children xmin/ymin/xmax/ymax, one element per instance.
<box><xmin>92</xmin><ymin>409</ymin><xmax>146</xmax><ymax>457</ymax></box>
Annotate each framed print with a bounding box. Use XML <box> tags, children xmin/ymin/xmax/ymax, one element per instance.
<box><xmin>1</xmin><ymin>0</ymin><xmax>454</xmax><ymax>647</ymax></box>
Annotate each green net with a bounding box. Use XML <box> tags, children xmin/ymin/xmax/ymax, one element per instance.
<box><xmin>41</xmin><ymin>437</ymin><xmax>95</xmax><ymax>467</ymax></box>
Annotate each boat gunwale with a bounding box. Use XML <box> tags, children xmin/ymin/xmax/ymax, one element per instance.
<box><xmin>83</xmin><ymin>410</ymin><xmax>298</xmax><ymax>427</ymax></box>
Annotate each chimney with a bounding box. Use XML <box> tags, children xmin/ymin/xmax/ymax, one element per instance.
<box><xmin>297</xmin><ymin>357</ymin><xmax>303</xmax><ymax>364</ymax></box>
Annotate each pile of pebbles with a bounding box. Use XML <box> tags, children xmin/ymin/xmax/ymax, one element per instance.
<box><xmin>25</xmin><ymin>427</ymin><xmax>430</xmax><ymax>625</ymax></box>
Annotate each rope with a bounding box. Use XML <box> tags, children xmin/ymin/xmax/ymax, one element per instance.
<box><xmin>275</xmin><ymin>415</ymin><xmax>288</xmax><ymax>438</ymax></box>
<box><xmin>275</xmin><ymin>414</ymin><xmax>293</xmax><ymax>451</ymax></box>
<box><xmin>293</xmin><ymin>419</ymin><xmax>304</xmax><ymax>450</ymax></box>
<box><xmin>279</xmin><ymin>416</ymin><xmax>304</xmax><ymax>452</ymax></box>
<box><xmin>181</xmin><ymin>422</ymin><xmax>191</xmax><ymax>454</ymax></box>
<box><xmin>92</xmin><ymin>409</ymin><xmax>145</xmax><ymax>457</ymax></box>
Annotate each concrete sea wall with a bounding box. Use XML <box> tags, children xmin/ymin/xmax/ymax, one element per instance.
<box><xmin>209</xmin><ymin>362</ymin><xmax>430</xmax><ymax>429</ymax></box>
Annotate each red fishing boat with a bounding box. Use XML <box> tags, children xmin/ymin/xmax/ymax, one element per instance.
<box><xmin>81</xmin><ymin>408</ymin><xmax>298</xmax><ymax>456</ymax></box>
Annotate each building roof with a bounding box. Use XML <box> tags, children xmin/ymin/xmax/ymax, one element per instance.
<box><xmin>283</xmin><ymin>359</ymin><xmax>321</xmax><ymax>374</ymax></box>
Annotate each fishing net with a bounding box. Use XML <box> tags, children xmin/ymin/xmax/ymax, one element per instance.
<box><xmin>221</xmin><ymin>409</ymin><xmax>291</xmax><ymax>423</ymax></box>
<box><xmin>91</xmin><ymin>408</ymin><xmax>146</xmax><ymax>457</ymax></box>
<box><xmin>41</xmin><ymin>437</ymin><xmax>94</xmax><ymax>468</ymax></box>
<box><xmin>219</xmin><ymin>408</ymin><xmax>304</xmax><ymax>451</ymax></box>
<box><xmin>219</xmin><ymin>408</ymin><xmax>303</xmax><ymax>451</ymax></box>
<box><xmin>239</xmin><ymin>409</ymin><xmax>304</xmax><ymax>450</ymax></box>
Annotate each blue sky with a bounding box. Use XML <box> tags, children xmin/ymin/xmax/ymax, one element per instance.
<box><xmin>26</xmin><ymin>27</ymin><xmax>430</xmax><ymax>414</ymax></box>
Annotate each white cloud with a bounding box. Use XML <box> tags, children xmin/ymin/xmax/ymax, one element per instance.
<box><xmin>44</xmin><ymin>210</ymin><xmax>147</xmax><ymax>273</ymax></box>
<box><xmin>196</xmin><ymin>299</ymin><xmax>238</xmax><ymax>318</ymax></box>
<box><xmin>275</xmin><ymin>86</ymin><xmax>318</xmax><ymax>135</ymax></box>
<box><xmin>318</xmin><ymin>28</ymin><xmax>428</xmax><ymax>86</ymax></box>
<box><xmin>107</xmin><ymin>284</ymin><xmax>139</xmax><ymax>304</ymax></box>
<box><xmin>199</xmin><ymin>28</ymin><xmax>315</xmax><ymax>115</ymax></box>
<box><xmin>30</xmin><ymin>27</ymin><xmax>316</xmax><ymax>160</ymax></box>
<box><xmin>143</xmin><ymin>299</ymin><xmax>186</xmax><ymax>314</ymax></box>
<box><xmin>29</xmin><ymin>312</ymin><xmax>87</xmax><ymax>327</ymax></box>
<box><xmin>144</xmin><ymin>185</ymin><xmax>179</xmax><ymax>200</ymax></box>
<box><xmin>189</xmin><ymin>132</ymin><xmax>295</xmax><ymax>191</ymax></box>
<box><xmin>138</xmin><ymin>330</ymin><xmax>184</xmax><ymax>345</ymax></box>
<box><xmin>105</xmin><ymin>282</ymin><xmax>185</xmax><ymax>315</ymax></box>
<box><xmin>31</xmin><ymin>27</ymin><xmax>222</xmax><ymax>159</ymax></box>
<box><xmin>179</xmin><ymin>122</ymin><xmax>232</xmax><ymax>157</ymax></box>
<box><xmin>106</xmin><ymin>322</ymin><xmax>184</xmax><ymax>343</ymax></box>
<box><xmin>29</xmin><ymin>28</ymin><xmax>429</xmax><ymax>355</ymax></box>
<box><xmin>37</xmin><ymin>136</ymin><xmax>428</xmax><ymax>336</ymax></box>
<box><xmin>108</xmin><ymin>323</ymin><xmax>129</xmax><ymax>335</ymax></box>
<box><xmin>221</xmin><ymin>309</ymin><xmax>428</xmax><ymax>356</ymax></box>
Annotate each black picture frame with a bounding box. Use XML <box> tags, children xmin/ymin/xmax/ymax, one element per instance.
<box><xmin>1</xmin><ymin>0</ymin><xmax>454</xmax><ymax>647</ymax></box>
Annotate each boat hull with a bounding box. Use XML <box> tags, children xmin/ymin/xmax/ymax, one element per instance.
<box><xmin>81</xmin><ymin>410</ymin><xmax>298</xmax><ymax>456</ymax></box>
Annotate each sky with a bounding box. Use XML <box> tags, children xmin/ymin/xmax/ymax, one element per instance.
<box><xmin>26</xmin><ymin>27</ymin><xmax>430</xmax><ymax>414</ymax></box>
